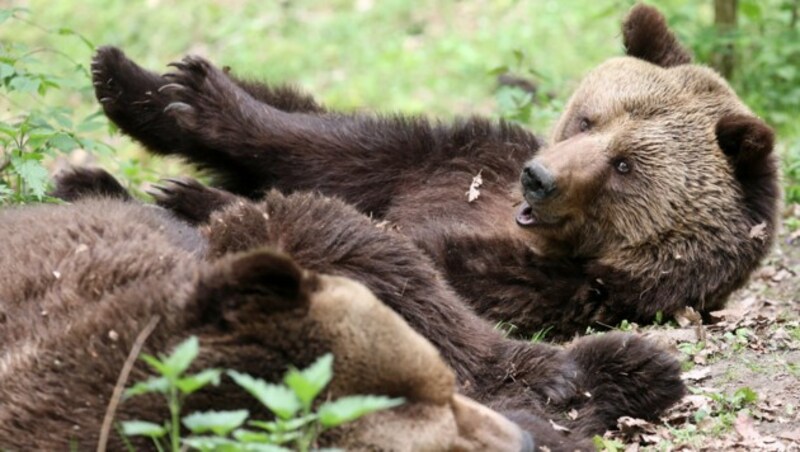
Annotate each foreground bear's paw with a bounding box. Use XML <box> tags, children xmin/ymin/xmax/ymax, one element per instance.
<box><xmin>565</xmin><ymin>332</ymin><xmax>685</xmax><ymax>435</ymax></box>
<box><xmin>147</xmin><ymin>177</ymin><xmax>236</xmax><ymax>225</ymax></box>
<box><xmin>92</xmin><ymin>46</ymin><xmax>166</xmax><ymax>121</ymax></box>
<box><xmin>160</xmin><ymin>55</ymin><xmax>251</xmax><ymax>133</ymax></box>
<box><xmin>51</xmin><ymin>166</ymin><xmax>132</xmax><ymax>202</ymax></box>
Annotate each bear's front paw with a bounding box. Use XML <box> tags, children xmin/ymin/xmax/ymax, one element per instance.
<box><xmin>51</xmin><ymin>166</ymin><xmax>132</xmax><ymax>202</ymax></box>
<box><xmin>159</xmin><ymin>55</ymin><xmax>247</xmax><ymax>133</ymax></box>
<box><xmin>147</xmin><ymin>177</ymin><xmax>236</xmax><ymax>225</ymax></box>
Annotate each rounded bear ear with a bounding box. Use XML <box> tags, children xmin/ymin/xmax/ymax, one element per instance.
<box><xmin>194</xmin><ymin>248</ymin><xmax>317</xmax><ymax>326</ymax></box>
<box><xmin>716</xmin><ymin>114</ymin><xmax>775</xmax><ymax>172</ymax></box>
<box><xmin>623</xmin><ymin>4</ymin><xmax>692</xmax><ymax>67</ymax></box>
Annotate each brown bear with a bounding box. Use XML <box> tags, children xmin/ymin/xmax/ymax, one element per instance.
<box><xmin>44</xmin><ymin>171</ymin><xmax>686</xmax><ymax>450</ymax></box>
<box><xmin>0</xmin><ymin>196</ymin><xmax>537</xmax><ymax>451</ymax></box>
<box><xmin>86</xmin><ymin>4</ymin><xmax>778</xmax><ymax>339</ymax></box>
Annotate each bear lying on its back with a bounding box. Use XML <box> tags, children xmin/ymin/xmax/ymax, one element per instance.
<box><xmin>88</xmin><ymin>4</ymin><xmax>779</xmax><ymax>337</ymax></box>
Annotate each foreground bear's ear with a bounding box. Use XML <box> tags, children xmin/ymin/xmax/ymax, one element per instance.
<box><xmin>716</xmin><ymin>114</ymin><xmax>775</xmax><ymax>171</ymax></box>
<box><xmin>623</xmin><ymin>4</ymin><xmax>692</xmax><ymax>67</ymax></box>
<box><xmin>195</xmin><ymin>248</ymin><xmax>315</xmax><ymax>325</ymax></box>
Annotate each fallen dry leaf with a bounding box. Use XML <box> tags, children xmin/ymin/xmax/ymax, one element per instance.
<box><xmin>778</xmin><ymin>429</ymin><xmax>800</xmax><ymax>442</ymax></box>
<box><xmin>749</xmin><ymin>221</ymin><xmax>768</xmax><ymax>241</ymax></box>
<box><xmin>465</xmin><ymin>170</ymin><xmax>483</xmax><ymax>203</ymax></box>
<box><xmin>675</xmin><ymin>306</ymin><xmax>702</xmax><ymax>328</ymax></box>
<box><xmin>682</xmin><ymin>366</ymin><xmax>712</xmax><ymax>382</ymax></box>
<box><xmin>734</xmin><ymin>412</ymin><xmax>762</xmax><ymax>443</ymax></box>
<box><xmin>709</xmin><ymin>307</ymin><xmax>747</xmax><ymax>323</ymax></box>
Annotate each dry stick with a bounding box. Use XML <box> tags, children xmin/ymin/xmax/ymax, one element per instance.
<box><xmin>97</xmin><ymin>315</ymin><xmax>161</xmax><ymax>452</ymax></box>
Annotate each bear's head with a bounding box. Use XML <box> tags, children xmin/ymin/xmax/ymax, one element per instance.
<box><xmin>180</xmin><ymin>249</ymin><xmax>533</xmax><ymax>451</ymax></box>
<box><xmin>515</xmin><ymin>4</ymin><xmax>779</xmax><ymax>318</ymax></box>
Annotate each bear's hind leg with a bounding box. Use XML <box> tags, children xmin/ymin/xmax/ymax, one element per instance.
<box><xmin>51</xmin><ymin>166</ymin><xmax>132</xmax><ymax>202</ymax></box>
<box><xmin>92</xmin><ymin>47</ymin><xmax>183</xmax><ymax>155</ymax></box>
<box><xmin>148</xmin><ymin>177</ymin><xmax>239</xmax><ymax>225</ymax></box>
<box><xmin>564</xmin><ymin>332</ymin><xmax>685</xmax><ymax>435</ymax></box>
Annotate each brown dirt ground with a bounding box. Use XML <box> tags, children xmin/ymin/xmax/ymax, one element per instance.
<box><xmin>600</xmin><ymin>206</ymin><xmax>800</xmax><ymax>451</ymax></box>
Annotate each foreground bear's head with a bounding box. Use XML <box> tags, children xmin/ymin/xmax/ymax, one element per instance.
<box><xmin>0</xmin><ymin>201</ymin><xmax>529</xmax><ymax>451</ymax></box>
<box><xmin>516</xmin><ymin>4</ymin><xmax>779</xmax><ymax>318</ymax></box>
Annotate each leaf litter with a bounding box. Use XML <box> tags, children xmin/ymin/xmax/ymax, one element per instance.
<box><xmin>600</xmin><ymin>208</ymin><xmax>800</xmax><ymax>451</ymax></box>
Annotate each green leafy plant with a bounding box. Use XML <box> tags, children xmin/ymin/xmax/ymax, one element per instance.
<box><xmin>0</xmin><ymin>7</ymin><xmax>113</xmax><ymax>204</ymax></box>
<box><xmin>592</xmin><ymin>435</ymin><xmax>626</xmax><ymax>451</ymax></box>
<box><xmin>121</xmin><ymin>336</ymin><xmax>404</xmax><ymax>452</ymax></box>
<box><xmin>687</xmin><ymin>386</ymin><xmax>759</xmax><ymax>434</ymax></box>
<box><xmin>722</xmin><ymin>327</ymin><xmax>752</xmax><ymax>353</ymax></box>
<box><xmin>490</xmin><ymin>49</ymin><xmax>564</xmax><ymax>130</ymax></box>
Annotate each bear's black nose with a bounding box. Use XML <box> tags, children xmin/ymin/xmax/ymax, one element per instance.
<box><xmin>521</xmin><ymin>161</ymin><xmax>556</xmax><ymax>200</ymax></box>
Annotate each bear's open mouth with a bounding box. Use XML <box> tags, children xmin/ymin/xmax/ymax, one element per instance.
<box><xmin>516</xmin><ymin>202</ymin><xmax>562</xmax><ymax>228</ymax></box>
<box><xmin>516</xmin><ymin>202</ymin><xmax>540</xmax><ymax>227</ymax></box>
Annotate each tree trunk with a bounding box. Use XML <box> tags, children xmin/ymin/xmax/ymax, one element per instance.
<box><xmin>713</xmin><ymin>0</ymin><xmax>738</xmax><ymax>80</ymax></box>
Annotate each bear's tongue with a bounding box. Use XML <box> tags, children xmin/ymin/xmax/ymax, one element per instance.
<box><xmin>516</xmin><ymin>202</ymin><xmax>537</xmax><ymax>227</ymax></box>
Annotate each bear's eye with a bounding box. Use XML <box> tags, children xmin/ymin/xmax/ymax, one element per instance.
<box><xmin>613</xmin><ymin>158</ymin><xmax>632</xmax><ymax>174</ymax></box>
<box><xmin>578</xmin><ymin>117</ymin><xmax>592</xmax><ymax>133</ymax></box>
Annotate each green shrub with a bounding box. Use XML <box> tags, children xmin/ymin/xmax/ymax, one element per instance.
<box><xmin>121</xmin><ymin>336</ymin><xmax>404</xmax><ymax>452</ymax></box>
<box><xmin>0</xmin><ymin>7</ymin><xmax>114</xmax><ymax>204</ymax></box>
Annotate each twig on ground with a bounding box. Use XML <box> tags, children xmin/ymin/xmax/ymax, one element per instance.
<box><xmin>97</xmin><ymin>315</ymin><xmax>161</xmax><ymax>452</ymax></box>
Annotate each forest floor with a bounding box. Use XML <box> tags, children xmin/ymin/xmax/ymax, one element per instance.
<box><xmin>599</xmin><ymin>205</ymin><xmax>800</xmax><ymax>451</ymax></box>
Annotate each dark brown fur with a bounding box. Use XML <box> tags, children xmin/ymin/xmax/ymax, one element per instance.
<box><xmin>88</xmin><ymin>5</ymin><xmax>779</xmax><ymax>338</ymax></box>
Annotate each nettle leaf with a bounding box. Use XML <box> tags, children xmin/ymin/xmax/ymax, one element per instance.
<box><xmin>120</xmin><ymin>420</ymin><xmax>167</xmax><ymax>438</ymax></box>
<box><xmin>80</xmin><ymin>138</ymin><xmax>115</xmax><ymax>156</ymax></box>
<box><xmin>278</xmin><ymin>413</ymin><xmax>317</xmax><ymax>431</ymax></box>
<box><xmin>162</xmin><ymin>336</ymin><xmax>199</xmax><ymax>377</ymax></box>
<box><xmin>78</xmin><ymin>111</ymin><xmax>107</xmax><ymax>133</ymax></box>
<box><xmin>232</xmin><ymin>428</ymin><xmax>274</xmax><ymax>443</ymax></box>
<box><xmin>37</xmin><ymin>78</ymin><xmax>59</xmax><ymax>96</ymax></box>
<box><xmin>11</xmin><ymin>156</ymin><xmax>48</xmax><ymax>199</ymax></box>
<box><xmin>140</xmin><ymin>354</ymin><xmax>170</xmax><ymax>376</ymax></box>
<box><xmin>182</xmin><ymin>409</ymin><xmax>249</xmax><ymax>436</ymax></box>
<box><xmin>176</xmin><ymin>368</ymin><xmax>223</xmax><ymax>394</ymax></box>
<box><xmin>228</xmin><ymin>371</ymin><xmax>300</xmax><ymax>420</ymax></box>
<box><xmin>317</xmin><ymin>395</ymin><xmax>404</xmax><ymax>429</ymax></box>
<box><xmin>47</xmin><ymin>108</ymin><xmax>73</xmax><ymax>129</ymax></box>
<box><xmin>8</xmin><ymin>75</ymin><xmax>40</xmax><ymax>94</ymax></box>
<box><xmin>0</xmin><ymin>121</ymin><xmax>16</xmax><ymax>138</ymax></box>
<box><xmin>283</xmin><ymin>353</ymin><xmax>333</xmax><ymax>406</ymax></box>
<box><xmin>238</xmin><ymin>426</ymin><xmax>303</xmax><ymax>446</ymax></box>
<box><xmin>249</xmin><ymin>414</ymin><xmax>316</xmax><ymax>434</ymax></box>
<box><xmin>181</xmin><ymin>436</ymin><xmax>238</xmax><ymax>452</ymax></box>
<box><xmin>247</xmin><ymin>420</ymin><xmax>280</xmax><ymax>433</ymax></box>
<box><xmin>0</xmin><ymin>62</ymin><xmax>15</xmax><ymax>80</ymax></box>
<box><xmin>124</xmin><ymin>376</ymin><xmax>169</xmax><ymax>398</ymax></box>
<box><xmin>185</xmin><ymin>435</ymin><xmax>292</xmax><ymax>452</ymax></box>
<box><xmin>47</xmin><ymin>132</ymin><xmax>80</xmax><ymax>152</ymax></box>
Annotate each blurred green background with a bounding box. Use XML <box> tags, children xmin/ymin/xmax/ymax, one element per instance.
<box><xmin>1</xmin><ymin>0</ymin><xmax>799</xmax><ymax>209</ymax></box>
